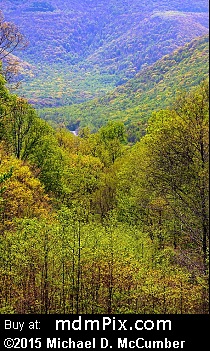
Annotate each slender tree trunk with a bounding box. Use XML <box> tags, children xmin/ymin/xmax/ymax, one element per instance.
<box><xmin>76</xmin><ymin>221</ymin><xmax>81</xmax><ymax>314</ymax></box>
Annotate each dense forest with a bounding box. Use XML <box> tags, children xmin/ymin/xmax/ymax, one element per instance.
<box><xmin>0</xmin><ymin>3</ymin><xmax>209</xmax><ymax>314</ymax></box>
<box><xmin>39</xmin><ymin>34</ymin><xmax>209</xmax><ymax>140</ymax></box>
<box><xmin>2</xmin><ymin>0</ymin><xmax>209</xmax><ymax>107</ymax></box>
<box><xmin>0</xmin><ymin>68</ymin><xmax>209</xmax><ymax>314</ymax></box>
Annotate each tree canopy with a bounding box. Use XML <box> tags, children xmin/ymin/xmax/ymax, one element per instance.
<box><xmin>0</xmin><ymin>65</ymin><xmax>208</xmax><ymax>313</ymax></box>
<box><xmin>0</xmin><ymin>11</ymin><xmax>209</xmax><ymax>314</ymax></box>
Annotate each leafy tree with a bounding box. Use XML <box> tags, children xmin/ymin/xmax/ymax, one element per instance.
<box><xmin>143</xmin><ymin>80</ymin><xmax>209</xmax><ymax>272</ymax></box>
<box><xmin>0</xmin><ymin>61</ymin><xmax>209</xmax><ymax>315</ymax></box>
<box><xmin>0</xmin><ymin>152</ymin><xmax>50</xmax><ymax>231</ymax></box>
<box><xmin>2</xmin><ymin>97</ymin><xmax>45</xmax><ymax>159</ymax></box>
<box><xmin>0</xmin><ymin>68</ymin><xmax>10</xmax><ymax>136</ymax></box>
<box><xmin>96</xmin><ymin>121</ymin><xmax>127</xmax><ymax>165</ymax></box>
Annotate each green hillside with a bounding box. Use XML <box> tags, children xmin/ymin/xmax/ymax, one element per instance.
<box><xmin>0</xmin><ymin>66</ymin><xmax>209</xmax><ymax>314</ymax></box>
<box><xmin>0</xmin><ymin>1</ymin><xmax>209</xmax><ymax>317</ymax></box>
<box><xmin>39</xmin><ymin>34</ymin><xmax>209</xmax><ymax>139</ymax></box>
<box><xmin>2</xmin><ymin>0</ymin><xmax>209</xmax><ymax>106</ymax></box>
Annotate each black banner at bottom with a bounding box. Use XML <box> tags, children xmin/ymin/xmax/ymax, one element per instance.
<box><xmin>0</xmin><ymin>314</ymin><xmax>209</xmax><ymax>350</ymax></box>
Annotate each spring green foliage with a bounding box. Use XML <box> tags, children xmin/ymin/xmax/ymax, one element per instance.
<box><xmin>2</xmin><ymin>1</ymin><xmax>209</xmax><ymax>106</ymax></box>
<box><xmin>38</xmin><ymin>35</ymin><xmax>209</xmax><ymax>141</ymax></box>
<box><xmin>0</xmin><ymin>63</ymin><xmax>209</xmax><ymax>313</ymax></box>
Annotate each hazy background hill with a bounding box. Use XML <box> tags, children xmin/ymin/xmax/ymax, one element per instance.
<box><xmin>1</xmin><ymin>0</ymin><xmax>209</xmax><ymax>107</ymax></box>
<box><xmin>38</xmin><ymin>34</ymin><xmax>209</xmax><ymax>139</ymax></box>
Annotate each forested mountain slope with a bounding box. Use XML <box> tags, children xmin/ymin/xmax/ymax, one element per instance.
<box><xmin>0</xmin><ymin>64</ymin><xmax>209</xmax><ymax>314</ymax></box>
<box><xmin>39</xmin><ymin>34</ymin><xmax>209</xmax><ymax>138</ymax></box>
<box><xmin>0</xmin><ymin>1</ymin><xmax>209</xmax><ymax>316</ymax></box>
<box><xmin>1</xmin><ymin>0</ymin><xmax>209</xmax><ymax>106</ymax></box>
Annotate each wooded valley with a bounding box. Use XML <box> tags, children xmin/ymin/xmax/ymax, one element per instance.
<box><xmin>0</xmin><ymin>1</ymin><xmax>209</xmax><ymax>314</ymax></box>
<box><xmin>0</xmin><ymin>71</ymin><xmax>209</xmax><ymax>313</ymax></box>
<box><xmin>2</xmin><ymin>0</ymin><xmax>209</xmax><ymax>107</ymax></box>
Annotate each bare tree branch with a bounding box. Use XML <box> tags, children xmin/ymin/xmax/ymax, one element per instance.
<box><xmin>0</xmin><ymin>11</ymin><xmax>28</xmax><ymax>60</ymax></box>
